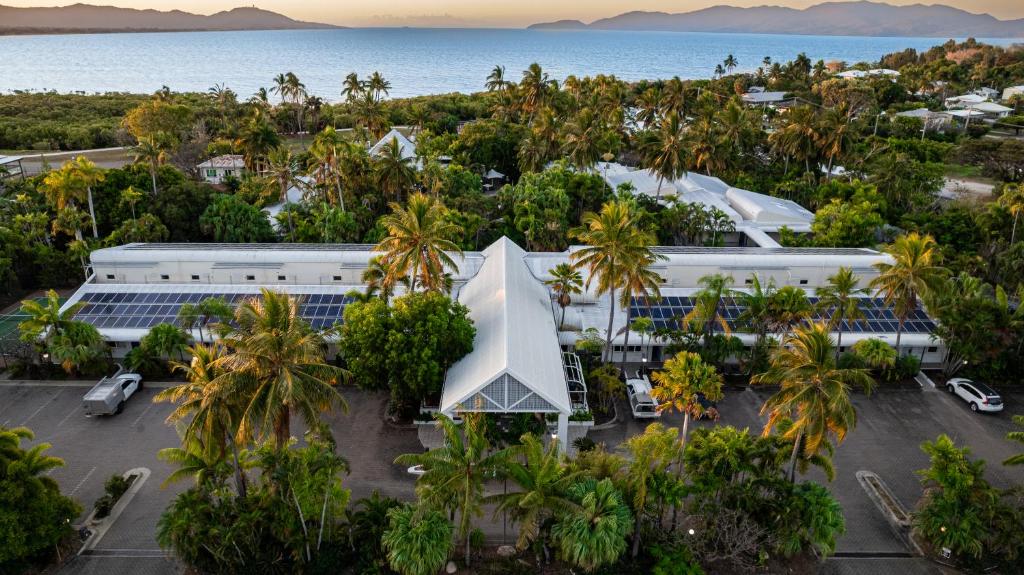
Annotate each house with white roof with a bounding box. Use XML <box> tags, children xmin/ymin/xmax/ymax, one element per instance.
<box><xmin>741</xmin><ymin>90</ymin><xmax>790</xmax><ymax>107</ymax></box>
<box><xmin>894</xmin><ymin>108</ymin><xmax>953</xmax><ymax>132</ymax></box>
<box><xmin>369</xmin><ymin>129</ymin><xmax>417</xmax><ymax>162</ymax></box>
<box><xmin>598</xmin><ymin>163</ymin><xmax>813</xmax><ymax>246</ymax></box>
<box><xmin>197</xmin><ymin>155</ymin><xmax>246</xmax><ymax>185</ymax></box>
<box><xmin>944</xmin><ymin>93</ymin><xmax>988</xmax><ymax>109</ymax></box>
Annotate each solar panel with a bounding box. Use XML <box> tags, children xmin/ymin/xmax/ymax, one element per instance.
<box><xmin>73</xmin><ymin>291</ymin><xmax>350</xmax><ymax>332</ymax></box>
<box><xmin>629</xmin><ymin>295</ymin><xmax>937</xmax><ymax>336</ymax></box>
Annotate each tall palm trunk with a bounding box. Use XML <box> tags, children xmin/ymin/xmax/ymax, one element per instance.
<box><xmin>559</xmin><ymin>302</ymin><xmax>567</xmax><ymax>330</ymax></box>
<box><xmin>281</xmin><ymin>179</ymin><xmax>294</xmax><ymax>241</ymax></box>
<box><xmin>275</xmin><ymin>409</ymin><xmax>290</xmax><ymax>450</ymax></box>
<box><xmin>834</xmin><ymin>315</ymin><xmax>844</xmax><ymax>362</ymax></box>
<box><xmin>86</xmin><ymin>187</ymin><xmax>98</xmax><ymax>238</ymax></box>
<box><xmin>1012</xmin><ymin>212</ymin><xmax>1019</xmax><ymax>244</ymax></box>
<box><xmin>605</xmin><ymin>285</ymin><xmax>617</xmax><ymax>364</ymax></box>
<box><xmin>669</xmin><ymin>412</ymin><xmax>690</xmax><ymax>531</ymax></box>
<box><xmin>227</xmin><ymin>429</ymin><xmax>247</xmax><ymax>498</ymax></box>
<box><xmin>788</xmin><ymin>430</ymin><xmax>803</xmax><ymax>482</ymax></box>
<box><xmin>149</xmin><ymin>163</ymin><xmax>158</xmax><ymax>196</ymax></box>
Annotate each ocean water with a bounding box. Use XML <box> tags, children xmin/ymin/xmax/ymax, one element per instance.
<box><xmin>0</xmin><ymin>28</ymin><xmax>1019</xmax><ymax>100</ymax></box>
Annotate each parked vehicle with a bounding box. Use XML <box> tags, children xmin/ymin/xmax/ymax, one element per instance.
<box><xmin>626</xmin><ymin>372</ymin><xmax>661</xmax><ymax>419</ymax></box>
<box><xmin>83</xmin><ymin>369</ymin><xmax>143</xmax><ymax>416</ymax></box>
<box><xmin>946</xmin><ymin>378</ymin><xmax>1003</xmax><ymax>413</ymax></box>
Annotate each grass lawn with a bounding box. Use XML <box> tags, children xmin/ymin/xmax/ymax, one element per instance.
<box><xmin>942</xmin><ymin>163</ymin><xmax>984</xmax><ymax>179</ymax></box>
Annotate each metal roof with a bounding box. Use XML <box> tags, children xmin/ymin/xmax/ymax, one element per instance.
<box><xmin>441</xmin><ymin>237</ymin><xmax>571</xmax><ymax>415</ymax></box>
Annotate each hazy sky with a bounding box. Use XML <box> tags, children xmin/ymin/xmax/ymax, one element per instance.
<box><xmin>7</xmin><ymin>0</ymin><xmax>1024</xmax><ymax>27</ymax></box>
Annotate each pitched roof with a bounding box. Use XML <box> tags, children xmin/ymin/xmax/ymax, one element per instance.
<box><xmin>369</xmin><ymin>129</ymin><xmax>417</xmax><ymax>161</ymax></box>
<box><xmin>441</xmin><ymin>237</ymin><xmax>571</xmax><ymax>415</ymax></box>
<box><xmin>197</xmin><ymin>154</ymin><xmax>245</xmax><ymax>169</ymax></box>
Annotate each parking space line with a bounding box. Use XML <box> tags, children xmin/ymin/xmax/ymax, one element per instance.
<box><xmin>56</xmin><ymin>403</ymin><xmax>81</xmax><ymax>428</ymax></box>
<box><xmin>131</xmin><ymin>403</ymin><xmax>155</xmax><ymax>428</ymax></box>
<box><xmin>20</xmin><ymin>389</ymin><xmax>63</xmax><ymax>426</ymax></box>
<box><xmin>70</xmin><ymin>466</ymin><xmax>97</xmax><ymax>496</ymax></box>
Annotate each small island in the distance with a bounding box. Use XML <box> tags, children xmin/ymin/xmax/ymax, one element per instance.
<box><xmin>528</xmin><ymin>0</ymin><xmax>1024</xmax><ymax>38</ymax></box>
<box><xmin>0</xmin><ymin>3</ymin><xmax>341</xmax><ymax>35</ymax></box>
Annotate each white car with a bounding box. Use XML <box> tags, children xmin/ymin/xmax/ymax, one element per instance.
<box><xmin>946</xmin><ymin>378</ymin><xmax>1003</xmax><ymax>413</ymax></box>
<box><xmin>407</xmin><ymin>465</ymin><xmax>426</xmax><ymax>476</ymax></box>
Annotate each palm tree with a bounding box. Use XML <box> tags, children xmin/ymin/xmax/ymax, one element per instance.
<box><xmin>309</xmin><ymin>126</ymin><xmax>347</xmax><ymax>210</ymax></box>
<box><xmin>684</xmin><ymin>274</ymin><xmax>734</xmax><ymax>349</ymax></box>
<box><xmin>765</xmin><ymin>285</ymin><xmax>812</xmax><ymax>340</ymax></box>
<box><xmin>520</xmin><ymin>63</ymin><xmax>555</xmax><ymax>121</ymax></box>
<box><xmin>488</xmin><ymin>433</ymin><xmax>580</xmax><ymax>555</ymax></box>
<box><xmin>550</xmin><ymin>478</ymin><xmax>633</xmax><ymax>572</ymax></box>
<box><xmin>735</xmin><ymin>274</ymin><xmax>775</xmax><ymax>348</ymax></box>
<box><xmin>998</xmin><ymin>183</ymin><xmax>1024</xmax><ymax>244</ymax></box>
<box><xmin>39</xmin><ymin>164</ymin><xmax>87</xmax><ymax>241</ymax></box>
<box><xmin>157</xmin><ymin>434</ymin><xmax>233</xmax><ymax>489</ymax></box>
<box><xmin>235</xmin><ymin>111</ymin><xmax>282</xmax><ymax>173</ymax></box>
<box><xmin>869</xmin><ymin>233</ymin><xmax>947</xmax><ymax>354</ymax></box>
<box><xmin>546</xmin><ymin>263</ymin><xmax>583</xmax><ymax>330</ymax></box>
<box><xmin>851</xmin><ymin>338</ymin><xmax>897</xmax><ymax>371</ymax></box>
<box><xmin>341</xmin><ymin>72</ymin><xmax>363</xmax><ymax>102</ymax></box>
<box><xmin>156</xmin><ymin>342</ymin><xmax>249</xmax><ymax>496</ymax></box>
<box><xmin>265</xmin><ymin>146</ymin><xmax>299</xmax><ymax>240</ymax></box>
<box><xmin>382</xmin><ymin>504</ymin><xmax>453</xmax><ymax>575</ymax></box>
<box><xmin>623</xmin><ymin>423</ymin><xmax>679</xmax><ymax>558</ymax></box>
<box><xmin>769</xmin><ymin>105</ymin><xmax>820</xmax><ymax>174</ymax></box>
<box><xmin>617</xmin><ymin>252</ymin><xmax>664</xmax><ymax>370</ymax></box>
<box><xmin>132</xmin><ymin>136</ymin><xmax>167</xmax><ymax>196</ymax></box>
<box><xmin>562</xmin><ymin>108</ymin><xmax>603</xmax><ymax>172</ymax></box>
<box><xmin>395</xmin><ymin>413</ymin><xmax>504</xmax><ymax>566</ymax></box>
<box><xmin>362</xmin><ymin>256</ymin><xmax>401</xmax><ymax>302</ymax></box>
<box><xmin>18</xmin><ymin>289</ymin><xmax>82</xmax><ymax>345</ymax></box>
<box><xmin>650</xmin><ymin>351</ymin><xmax>723</xmax><ymax>528</ymax></box>
<box><xmin>815</xmin><ymin>267</ymin><xmax>866</xmax><ymax>360</ymax></box>
<box><xmin>714</xmin><ymin>64</ymin><xmax>725</xmax><ymax>78</ymax></box>
<box><xmin>271</xmin><ymin>72</ymin><xmax>289</xmax><ymax>104</ymax></box>
<box><xmin>120</xmin><ymin>186</ymin><xmax>143</xmax><ymax>237</ymax></box>
<box><xmin>218</xmin><ymin>289</ymin><xmax>349</xmax><ymax>449</ymax></box>
<box><xmin>375</xmin><ymin>193</ymin><xmax>461</xmax><ymax>293</ymax></box>
<box><xmin>69</xmin><ymin>156</ymin><xmax>104</xmax><ymax>238</ymax></box>
<box><xmin>816</xmin><ymin>105</ymin><xmax>853</xmax><ymax>180</ymax></box>
<box><xmin>145</xmin><ymin>322</ymin><xmax>191</xmax><ymax>362</ymax></box>
<box><xmin>485</xmin><ymin>65</ymin><xmax>507</xmax><ymax>92</ymax></box>
<box><xmin>723</xmin><ymin>54</ymin><xmax>738</xmax><ymax>73</ymax></box>
<box><xmin>753</xmin><ymin>322</ymin><xmax>875</xmax><ymax>482</ymax></box>
<box><xmin>367</xmin><ymin>71</ymin><xmax>391</xmax><ymax>102</ymax></box>
<box><xmin>374</xmin><ymin>137</ymin><xmax>417</xmax><ymax>203</ymax></box>
<box><xmin>571</xmin><ymin>201</ymin><xmax>658</xmax><ymax>363</ymax></box>
<box><xmin>0</xmin><ymin>426</ymin><xmax>65</xmax><ymax>479</ymax></box>
<box><xmin>641</xmin><ymin>112</ymin><xmax>688</xmax><ymax>199</ymax></box>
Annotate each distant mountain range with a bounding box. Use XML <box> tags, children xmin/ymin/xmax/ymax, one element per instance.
<box><xmin>528</xmin><ymin>1</ymin><xmax>1024</xmax><ymax>38</ymax></box>
<box><xmin>0</xmin><ymin>3</ymin><xmax>339</xmax><ymax>34</ymax></box>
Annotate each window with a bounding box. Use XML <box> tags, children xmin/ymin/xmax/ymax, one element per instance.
<box><xmin>206</xmin><ymin>169</ymin><xmax>216</xmax><ymax>177</ymax></box>
<box><xmin>927</xmin><ymin>346</ymin><xmax>938</xmax><ymax>353</ymax></box>
<box><xmin>277</xmin><ymin>275</ymin><xmax>286</xmax><ymax>281</ymax></box>
<box><xmin>160</xmin><ymin>274</ymin><xmax>169</xmax><ymax>280</ymax></box>
<box><xmin>745</xmin><ymin>278</ymin><xmax>754</xmax><ymax>285</ymax></box>
<box><xmin>106</xmin><ymin>274</ymin><xmax>115</xmax><ymax>280</ymax></box>
<box><xmin>245</xmin><ymin>275</ymin><xmax>255</xmax><ymax>281</ymax></box>
<box><xmin>798</xmin><ymin>279</ymin><xmax>808</xmax><ymax>285</ymax></box>
<box><xmin>225</xmin><ymin>170</ymin><xmax>233</xmax><ymax>177</ymax></box>
<box><xmin>332</xmin><ymin>275</ymin><xmax>342</xmax><ymax>281</ymax></box>
<box><xmin>191</xmin><ymin>274</ymin><xmax>200</xmax><ymax>281</ymax></box>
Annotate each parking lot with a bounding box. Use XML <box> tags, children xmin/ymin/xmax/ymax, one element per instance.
<box><xmin>2</xmin><ymin>379</ymin><xmax>1022</xmax><ymax>575</ymax></box>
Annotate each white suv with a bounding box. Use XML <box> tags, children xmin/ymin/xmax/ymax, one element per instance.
<box><xmin>946</xmin><ymin>378</ymin><xmax>1003</xmax><ymax>413</ymax></box>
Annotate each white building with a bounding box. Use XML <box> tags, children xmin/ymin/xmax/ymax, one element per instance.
<box><xmin>599</xmin><ymin>163</ymin><xmax>813</xmax><ymax>246</ymax></box>
<box><xmin>1003</xmin><ymin>85</ymin><xmax>1024</xmax><ymax>103</ymax></box>
<box><xmin>369</xmin><ymin>129</ymin><xmax>417</xmax><ymax>162</ymax></box>
<box><xmin>63</xmin><ymin>240</ymin><xmax>946</xmax><ymax>446</ymax></box>
<box><xmin>741</xmin><ymin>90</ymin><xmax>790</xmax><ymax>106</ymax></box>
<box><xmin>835</xmin><ymin>69</ymin><xmax>899</xmax><ymax>80</ymax></box>
<box><xmin>197</xmin><ymin>155</ymin><xmax>246</xmax><ymax>185</ymax></box>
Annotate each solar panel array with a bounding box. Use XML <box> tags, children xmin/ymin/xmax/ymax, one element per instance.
<box><xmin>629</xmin><ymin>296</ymin><xmax>937</xmax><ymax>335</ymax></box>
<box><xmin>73</xmin><ymin>292</ymin><xmax>354</xmax><ymax>331</ymax></box>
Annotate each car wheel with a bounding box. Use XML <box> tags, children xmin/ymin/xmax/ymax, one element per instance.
<box><xmin>137</xmin><ymin>380</ymin><xmax>143</xmax><ymax>390</ymax></box>
<box><xmin>946</xmin><ymin>384</ymin><xmax>954</xmax><ymax>393</ymax></box>
<box><xmin>115</xmin><ymin>401</ymin><xmax>124</xmax><ymax>414</ymax></box>
<box><xmin>970</xmin><ymin>402</ymin><xmax>979</xmax><ymax>412</ymax></box>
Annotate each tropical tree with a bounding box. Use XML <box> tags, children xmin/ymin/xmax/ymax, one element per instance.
<box><xmin>341</xmin><ymin>72</ymin><xmax>363</xmax><ymax>102</ymax></box>
<box><xmin>735</xmin><ymin>274</ymin><xmax>775</xmax><ymax>348</ymax></box>
<box><xmin>816</xmin><ymin>105</ymin><xmax>854</xmax><ymax>179</ymax></box>
<box><xmin>851</xmin><ymin>338</ymin><xmax>897</xmax><ymax>370</ymax></box>
<box><xmin>382</xmin><ymin>504</ymin><xmax>453</xmax><ymax>575</ymax></box>
<box><xmin>550</xmin><ymin>478</ymin><xmax>633</xmax><ymax>572</ymax></box>
<box><xmin>765</xmin><ymin>285</ymin><xmax>812</xmax><ymax>340</ymax></box>
<box><xmin>770</xmin><ymin>105</ymin><xmax>820</xmax><ymax>174</ymax></box>
<box><xmin>265</xmin><ymin>146</ymin><xmax>299</xmax><ymax>240</ymax></box>
<box><xmin>235</xmin><ymin>110</ymin><xmax>282</xmax><ymax>173</ymax></box>
<box><xmin>395</xmin><ymin>413</ymin><xmax>504</xmax><ymax>566</ymax></box>
<box><xmin>485</xmin><ymin>65</ymin><xmax>507</xmax><ymax>92</ymax></box>
<box><xmin>18</xmin><ymin>289</ymin><xmax>81</xmax><ymax>346</ymax></box>
<box><xmin>69</xmin><ymin>156</ymin><xmax>105</xmax><ymax>238</ymax></box>
<box><xmin>156</xmin><ymin>342</ymin><xmax>248</xmax><ymax>495</ymax></box>
<box><xmin>141</xmin><ymin>322</ymin><xmax>191</xmax><ymax>363</ymax></box>
<box><xmin>870</xmin><ymin>233</ymin><xmax>947</xmax><ymax>353</ymax></box>
<box><xmin>39</xmin><ymin>164</ymin><xmax>87</xmax><ymax>241</ymax></box>
<box><xmin>998</xmin><ymin>183</ymin><xmax>1024</xmax><ymax>244</ymax></box>
<box><xmin>562</xmin><ymin>108</ymin><xmax>604</xmax><ymax>172</ymax></box>
<box><xmin>546</xmin><ymin>263</ymin><xmax>583</xmax><ymax>329</ymax></box>
<box><xmin>48</xmin><ymin>321</ymin><xmax>105</xmax><ymax>376</ymax></box>
<box><xmin>156</xmin><ymin>433</ymin><xmax>233</xmax><ymax>489</ymax></box>
<box><xmin>519</xmin><ymin>63</ymin><xmax>555</xmax><ymax>121</ymax></box>
<box><xmin>815</xmin><ymin>267</ymin><xmax>867</xmax><ymax>360</ymax></box>
<box><xmin>723</xmin><ymin>54</ymin><xmax>738</xmax><ymax>73</ymax></box>
<box><xmin>617</xmin><ymin>252</ymin><xmax>664</xmax><ymax>369</ymax></box>
<box><xmin>1004</xmin><ymin>415</ymin><xmax>1024</xmax><ymax>467</ymax></box>
<box><xmin>488</xmin><ymin>433</ymin><xmax>580</xmax><ymax>554</ymax></box>
<box><xmin>684</xmin><ymin>273</ymin><xmax>734</xmax><ymax>349</ymax></box>
<box><xmin>753</xmin><ymin>322</ymin><xmax>875</xmax><ymax>481</ymax></box>
<box><xmin>367</xmin><ymin>71</ymin><xmax>391</xmax><ymax>102</ymax></box>
<box><xmin>622</xmin><ymin>423</ymin><xmax>679</xmax><ymax>558</ymax></box>
<box><xmin>218</xmin><ymin>289</ymin><xmax>349</xmax><ymax>449</ymax></box>
<box><xmin>374</xmin><ymin>137</ymin><xmax>417</xmax><ymax>203</ymax></box>
<box><xmin>375</xmin><ymin>193</ymin><xmax>461</xmax><ymax>293</ymax></box>
<box><xmin>571</xmin><ymin>201</ymin><xmax>658</xmax><ymax>362</ymax></box>
<box><xmin>132</xmin><ymin>135</ymin><xmax>168</xmax><ymax>196</ymax></box>
<box><xmin>641</xmin><ymin>111</ymin><xmax>688</xmax><ymax>198</ymax></box>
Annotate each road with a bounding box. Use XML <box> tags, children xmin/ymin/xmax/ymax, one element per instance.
<box><xmin>2</xmin><ymin>380</ymin><xmax>1021</xmax><ymax>574</ymax></box>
